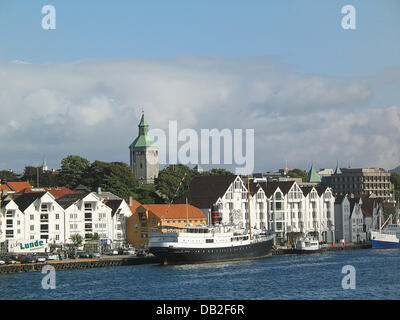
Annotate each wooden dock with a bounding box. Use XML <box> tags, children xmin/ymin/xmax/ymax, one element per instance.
<box><xmin>0</xmin><ymin>256</ymin><xmax>161</xmax><ymax>274</ymax></box>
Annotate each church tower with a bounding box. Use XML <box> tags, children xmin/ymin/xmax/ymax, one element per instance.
<box><xmin>129</xmin><ymin>112</ymin><xmax>159</xmax><ymax>186</ymax></box>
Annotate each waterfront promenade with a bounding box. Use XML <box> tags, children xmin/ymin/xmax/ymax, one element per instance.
<box><xmin>0</xmin><ymin>242</ymin><xmax>371</xmax><ymax>274</ymax></box>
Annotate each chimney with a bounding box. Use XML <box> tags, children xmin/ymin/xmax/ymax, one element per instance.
<box><xmin>128</xmin><ymin>196</ymin><xmax>133</xmax><ymax>206</ymax></box>
<box><xmin>97</xmin><ymin>187</ymin><xmax>102</xmax><ymax>195</ymax></box>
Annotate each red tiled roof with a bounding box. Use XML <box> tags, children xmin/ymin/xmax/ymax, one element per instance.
<box><xmin>0</xmin><ymin>184</ymin><xmax>12</xmax><ymax>191</ymax></box>
<box><xmin>128</xmin><ymin>199</ymin><xmax>143</xmax><ymax>214</ymax></box>
<box><xmin>6</xmin><ymin>182</ymin><xmax>32</xmax><ymax>192</ymax></box>
<box><xmin>141</xmin><ymin>204</ymin><xmax>206</xmax><ymax>220</ymax></box>
<box><xmin>23</xmin><ymin>187</ymin><xmax>76</xmax><ymax>199</ymax></box>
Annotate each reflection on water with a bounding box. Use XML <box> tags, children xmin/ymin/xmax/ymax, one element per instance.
<box><xmin>1</xmin><ymin>249</ymin><xmax>400</xmax><ymax>300</ymax></box>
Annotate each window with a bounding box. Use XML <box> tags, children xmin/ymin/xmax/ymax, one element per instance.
<box><xmin>41</xmin><ymin>204</ymin><xmax>48</xmax><ymax>212</ymax></box>
<box><xmin>55</xmin><ymin>224</ymin><xmax>59</xmax><ymax>231</ymax></box>
<box><xmin>55</xmin><ymin>214</ymin><xmax>59</xmax><ymax>220</ymax></box>
<box><xmin>30</xmin><ymin>225</ymin><xmax>34</xmax><ymax>231</ymax></box>
<box><xmin>84</xmin><ymin>203</ymin><xmax>92</xmax><ymax>211</ymax></box>
<box><xmin>30</xmin><ymin>215</ymin><xmax>34</xmax><ymax>220</ymax></box>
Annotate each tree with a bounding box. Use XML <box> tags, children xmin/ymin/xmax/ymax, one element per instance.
<box><xmin>58</xmin><ymin>155</ymin><xmax>90</xmax><ymax>189</ymax></box>
<box><xmin>391</xmin><ymin>172</ymin><xmax>400</xmax><ymax>190</ymax></box>
<box><xmin>86</xmin><ymin>233</ymin><xmax>100</xmax><ymax>241</ymax></box>
<box><xmin>84</xmin><ymin>161</ymin><xmax>137</xmax><ymax>199</ymax></box>
<box><xmin>70</xmin><ymin>234</ymin><xmax>83</xmax><ymax>248</ymax></box>
<box><xmin>202</xmin><ymin>168</ymin><xmax>234</xmax><ymax>176</ymax></box>
<box><xmin>134</xmin><ymin>185</ymin><xmax>164</xmax><ymax>204</ymax></box>
<box><xmin>155</xmin><ymin>164</ymin><xmax>197</xmax><ymax>202</ymax></box>
<box><xmin>287</xmin><ymin>169</ymin><xmax>308</xmax><ymax>182</ymax></box>
<box><xmin>22</xmin><ymin>166</ymin><xmax>59</xmax><ymax>187</ymax></box>
<box><xmin>0</xmin><ymin>170</ymin><xmax>19</xmax><ymax>182</ymax></box>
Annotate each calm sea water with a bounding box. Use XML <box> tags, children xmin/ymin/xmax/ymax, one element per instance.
<box><xmin>1</xmin><ymin>249</ymin><xmax>399</xmax><ymax>300</ymax></box>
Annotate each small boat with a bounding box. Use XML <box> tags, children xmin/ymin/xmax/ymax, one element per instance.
<box><xmin>294</xmin><ymin>236</ymin><xmax>321</xmax><ymax>254</ymax></box>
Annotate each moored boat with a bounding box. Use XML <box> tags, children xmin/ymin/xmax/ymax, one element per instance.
<box><xmin>294</xmin><ymin>236</ymin><xmax>320</xmax><ymax>254</ymax></box>
<box><xmin>148</xmin><ymin>224</ymin><xmax>275</xmax><ymax>265</ymax></box>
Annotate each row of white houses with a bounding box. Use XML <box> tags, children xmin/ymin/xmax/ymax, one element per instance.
<box><xmin>0</xmin><ymin>190</ymin><xmax>132</xmax><ymax>252</ymax></box>
<box><xmin>180</xmin><ymin>175</ymin><xmax>336</xmax><ymax>245</ymax></box>
<box><xmin>334</xmin><ymin>194</ymin><xmax>378</xmax><ymax>243</ymax></box>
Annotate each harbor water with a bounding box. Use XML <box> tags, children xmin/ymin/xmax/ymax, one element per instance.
<box><xmin>1</xmin><ymin>248</ymin><xmax>399</xmax><ymax>300</ymax></box>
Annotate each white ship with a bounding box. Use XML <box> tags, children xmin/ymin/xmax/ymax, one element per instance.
<box><xmin>371</xmin><ymin>217</ymin><xmax>400</xmax><ymax>249</ymax></box>
<box><xmin>148</xmin><ymin>224</ymin><xmax>275</xmax><ymax>265</ymax></box>
<box><xmin>294</xmin><ymin>235</ymin><xmax>320</xmax><ymax>254</ymax></box>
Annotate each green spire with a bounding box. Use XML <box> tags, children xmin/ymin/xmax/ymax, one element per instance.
<box><xmin>129</xmin><ymin>112</ymin><xmax>156</xmax><ymax>149</ymax></box>
<box><xmin>334</xmin><ymin>161</ymin><xmax>342</xmax><ymax>174</ymax></box>
<box><xmin>307</xmin><ymin>165</ymin><xmax>321</xmax><ymax>183</ymax></box>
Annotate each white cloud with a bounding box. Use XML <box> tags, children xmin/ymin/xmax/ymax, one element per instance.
<box><xmin>0</xmin><ymin>57</ymin><xmax>398</xmax><ymax>172</ymax></box>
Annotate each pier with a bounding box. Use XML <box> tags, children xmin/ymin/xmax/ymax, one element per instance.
<box><xmin>272</xmin><ymin>242</ymin><xmax>371</xmax><ymax>255</ymax></box>
<box><xmin>0</xmin><ymin>243</ymin><xmax>373</xmax><ymax>274</ymax></box>
<box><xmin>0</xmin><ymin>256</ymin><xmax>161</xmax><ymax>274</ymax></box>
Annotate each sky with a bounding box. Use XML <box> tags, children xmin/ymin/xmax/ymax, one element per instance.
<box><xmin>0</xmin><ymin>0</ymin><xmax>399</xmax><ymax>174</ymax></box>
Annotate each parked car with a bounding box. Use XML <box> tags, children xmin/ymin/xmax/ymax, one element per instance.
<box><xmin>136</xmin><ymin>250</ymin><xmax>146</xmax><ymax>257</ymax></box>
<box><xmin>87</xmin><ymin>251</ymin><xmax>101</xmax><ymax>258</ymax></box>
<box><xmin>122</xmin><ymin>249</ymin><xmax>136</xmax><ymax>255</ymax></box>
<box><xmin>104</xmin><ymin>249</ymin><xmax>118</xmax><ymax>255</ymax></box>
<box><xmin>21</xmin><ymin>256</ymin><xmax>37</xmax><ymax>264</ymax></box>
<box><xmin>78</xmin><ymin>251</ymin><xmax>90</xmax><ymax>259</ymax></box>
<box><xmin>68</xmin><ymin>251</ymin><xmax>78</xmax><ymax>259</ymax></box>
<box><xmin>46</xmin><ymin>253</ymin><xmax>59</xmax><ymax>261</ymax></box>
<box><xmin>36</xmin><ymin>256</ymin><xmax>47</xmax><ymax>263</ymax></box>
<box><xmin>4</xmin><ymin>257</ymin><xmax>17</xmax><ymax>264</ymax></box>
<box><xmin>0</xmin><ymin>260</ymin><xmax>5</xmax><ymax>265</ymax></box>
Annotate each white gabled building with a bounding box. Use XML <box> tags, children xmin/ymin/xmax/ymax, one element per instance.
<box><xmin>334</xmin><ymin>195</ymin><xmax>351</xmax><ymax>243</ymax></box>
<box><xmin>334</xmin><ymin>194</ymin><xmax>377</xmax><ymax>244</ymax></box>
<box><xmin>179</xmin><ymin>175</ymin><xmax>336</xmax><ymax>246</ymax></box>
<box><xmin>0</xmin><ymin>189</ymin><xmax>133</xmax><ymax>252</ymax></box>
<box><xmin>0</xmin><ymin>192</ymin><xmax>65</xmax><ymax>252</ymax></box>
<box><xmin>104</xmin><ymin>199</ymin><xmax>132</xmax><ymax>246</ymax></box>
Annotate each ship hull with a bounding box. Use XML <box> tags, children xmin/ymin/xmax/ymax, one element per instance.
<box><xmin>371</xmin><ymin>240</ymin><xmax>400</xmax><ymax>249</ymax></box>
<box><xmin>149</xmin><ymin>237</ymin><xmax>274</xmax><ymax>265</ymax></box>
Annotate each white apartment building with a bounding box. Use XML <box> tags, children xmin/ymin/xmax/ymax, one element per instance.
<box><xmin>0</xmin><ymin>190</ymin><xmax>132</xmax><ymax>252</ymax></box>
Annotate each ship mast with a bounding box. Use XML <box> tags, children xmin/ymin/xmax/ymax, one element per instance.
<box><xmin>247</xmin><ymin>175</ymin><xmax>252</xmax><ymax>240</ymax></box>
<box><xmin>186</xmin><ymin>197</ymin><xmax>189</xmax><ymax>225</ymax></box>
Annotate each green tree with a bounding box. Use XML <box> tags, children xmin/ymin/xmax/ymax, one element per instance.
<box><xmin>70</xmin><ymin>234</ymin><xmax>83</xmax><ymax>248</ymax></box>
<box><xmin>391</xmin><ymin>172</ymin><xmax>400</xmax><ymax>190</ymax></box>
<box><xmin>202</xmin><ymin>168</ymin><xmax>234</xmax><ymax>176</ymax></box>
<box><xmin>58</xmin><ymin>155</ymin><xmax>90</xmax><ymax>189</ymax></box>
<box><xmin>287</xmin><ymin>168</ymin><xmax>308</xmax><ymax>182</ymax></box>
<box><xmin>134</xmin><ymin>185</ymin><xmax>164</xmax><ymax>204</ymax></box>
<box><xmin>22</xmin><ymin>166</ymin><xmax>59</xmax><ymax>187</ymax></box>
<box><xmin>0</xmin><ymin>170</ymin><xmax>19</xmax><ymax>182</ymax></box>
<box><xmin>155</xmin><ymin>164</ymin><xmax>197</xmax><ymax>202</ymax></box>
<box><xmin>84</xmin><ymin>161</ymin><xmax>137</xmax><ymax>199</ymax></box>
<box><xmin>86</xmin><ymin>233</ymin><xmax>100</xmax><ymax>241</ymax></box>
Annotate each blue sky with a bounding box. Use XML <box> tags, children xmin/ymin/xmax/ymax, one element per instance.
<box><xmin>0</xmin><ymin>1</ymin><xmax>399</xmax><ymax>173</ymax></box>
<box><xmin>1</xmin><ymin>1</ymin><xmax>399</xmax><ymax>75</ymax></box>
